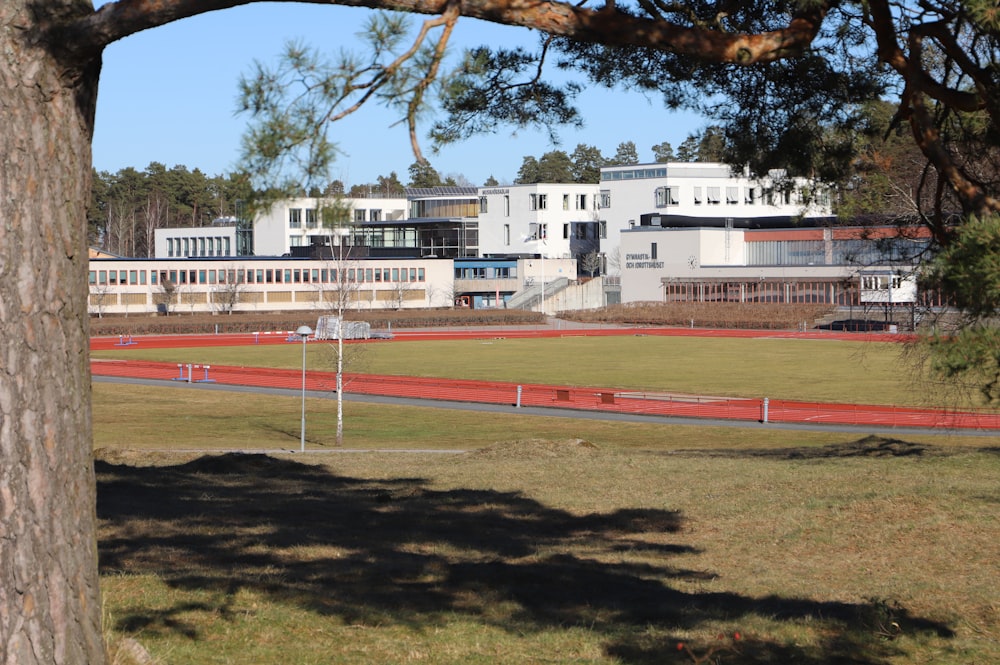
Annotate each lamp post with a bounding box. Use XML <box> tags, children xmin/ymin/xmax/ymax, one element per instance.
<box><xmin>523</xmin><ymin>225</ymin><xmax>547</xmax><ymax>315</ymax></box>
<box><xmin>296</xmin><ymin>325</ymin><xmax>313</xmax><ymax>452</ymax></box>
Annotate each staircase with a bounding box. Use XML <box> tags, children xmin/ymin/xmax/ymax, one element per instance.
<box><xmin>506</xmin><ymin>277</ymin><xmax>571</xmax><ymax>312</ymax></box>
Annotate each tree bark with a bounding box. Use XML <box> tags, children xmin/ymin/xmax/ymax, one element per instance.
<box><xmin>0</xmin><ymin>2</ymin><xmax>107</xmax><ymax>664</ymax></box>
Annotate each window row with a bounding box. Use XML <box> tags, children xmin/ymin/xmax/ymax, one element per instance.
<box><xmin>601</xmin><ymin>167</ymin><xmax>668</xmax><ymax>181</ymax></box>
<box><xmin>288</xmin><ymin>208</ymin><xmax>319</xmax><ymax>229</ymax></box>
<box><xmin>746</xmin><ymin>239</ymin><xmax>928</xmax><ymax>267</ymax></box>
<box><xmin>662</xmin><ymin>280</ymin><xmax>855</xmax><ymax>305</ymax></box>
<box><xmin>652</xmin><ymin>186</ymin><xmax>831</xmax><ymax>208</ymax></box>
<box><xmin>91</xmin><ymin>266</ymin><xmax>427</xmax><ymax>287</ymax></box>
<box><xmin>455</xmin><ymin>266</ymin><xmax>518</xmax><ymax>279</ymax></box>
<box><xmin>166</xmin><ymin>236</ymin><xmax>232</xmax><ymax>257</ymax></box>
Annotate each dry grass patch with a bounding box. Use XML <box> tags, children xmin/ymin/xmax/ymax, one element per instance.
<box><xmin>97</xmin><ymin>440</ymin><xmax>999</xmax><ymax>664</ymax></box>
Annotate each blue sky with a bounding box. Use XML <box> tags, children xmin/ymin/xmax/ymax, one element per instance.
<box><xmin>92</xmin><ymin>2</ymin><xmax>706</xmax><ymax>187</ymax></box>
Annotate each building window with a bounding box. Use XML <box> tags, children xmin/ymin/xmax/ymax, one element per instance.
<box><xmin>693</xmin><ymin>187</ymin><xmax>702</xmax><ymax>205</ymax></box>
<box><xmin>354</xmin><ymin>208</ymin><xmax>366</xmax><ymax>222</ymax></box>
<box><xmin>707</xmin><ymin>187</ymin><xmax>721</xmax><ymax>204</ymax></box>
<box><xmin>563</xmin><ymin>223</ymin><xmax>570</xmax><ymax>239</ymax></box>
<box><xmin>599</xmin><ymin>221</ymin><xmax>607</xmax><ymax>239</ymax></box>
<box><xmin>503</xmin><ymin>224</ymin><xmax>510</xmax><ymax>246</ymax></box>
<box><xmin>726</xmin><ymin>187</ymin><xmax>739</xmax><ymax>204</ymax></box>
<box><xmin>289</xmin><ymin>208</ymin><xmax>302</xmax><ymax>228</ymax></box>
<box><xmin>529</xmin><ymin>193</ymin><xmax>548</xmax><ymax>210</ymax></box>
<box><xmin>562</xmin><ymin>194</ymin><xmax>570</xmax><ymax>210</ymax></box>
<box><xmin>479</xmin><ymin>196</ymin><xmax>488</xmax><ymax>213</ymax></box>
<box><xmin>504</xmin><ymin>195</ymin><xmax>510</xmax><ymax>216</ymax></box>
<box><xmin>651</xmin><ymin>242</ymin><xmax>658</xmax><ymax>260</ymax></box>
<box><xmin>576</xmin><ymin>194</ymin><xmax>587</xmax><ymax>210</ymax></box>
<box><xmin>599</xmin><ymin>190</ymin><xmax>611</xmax><ymax>208</ymax></box>
<box><xmin>370</xmin><ymin>209</ymin><xmax>382</xmax><ymax>221</ymax></box>
<box><xmin>290</xmin><ymin>236</ymin><xmax>302</xmax><ymax>247</ymax></box>
<box><xmin>745</xmin><ymin>187</ymin><xmax>757</xmax><ymax>204</ymax></box>
<box><xmin>654</xmin><ymin>187</ymin><xmax>678</xmax><ymax>207</ymax></box>
<box><xmin>306</xmin><ymin>208</ymin><xmax>317</xmax><ymax>229</ymax></box>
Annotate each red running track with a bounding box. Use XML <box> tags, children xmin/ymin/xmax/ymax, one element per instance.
<box><xmin>91</xmin><ymin>357</ymin><xmax>1000</xmax><ymax>431</ymax></box>
<box><xmin>90</xmin><ymin>326</ymin><xmax>914</xmax><ymax>352</ymax></box>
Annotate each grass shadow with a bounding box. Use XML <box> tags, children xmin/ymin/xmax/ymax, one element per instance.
<box><xmin>96</xmin><ymin>453</ymin><xmax>953</xmax><ymax>664</ymax></box>
<box><xmin>671</xmin><ymin>435</ymin><xmax>941</xmax><ymax>460</ymax></box>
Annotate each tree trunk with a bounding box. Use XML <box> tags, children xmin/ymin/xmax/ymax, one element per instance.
<box><xmin>0</xmin><ymin>3</ymin><xmax>107</xmax><ymax>664</ymax></box>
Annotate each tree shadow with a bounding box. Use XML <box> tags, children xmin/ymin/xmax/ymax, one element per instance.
<box><xmin>671</xmin><ymin>435</ymin><xmax>941</xmax><ymax>460</ymax></box>
<box><xmin>96</xmin><ymin>453</ymin><xmax>952</xmax><ymax>663</ymax></box>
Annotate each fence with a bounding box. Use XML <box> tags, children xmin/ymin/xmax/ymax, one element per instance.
<box><xmin>91</xmin><ymin>359</ymin><xmax>1000</xmax><ymax>431</ymax></box>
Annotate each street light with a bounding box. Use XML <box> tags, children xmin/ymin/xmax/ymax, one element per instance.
<box><xmin>296</xmin><ymin>325</ymin><xmax>313</xmax><ymax>452</ymax></box>
<box><xmin>523</xmin><ymin>229</ymin><xmax>547</xmax><ymax>315</ymax></box>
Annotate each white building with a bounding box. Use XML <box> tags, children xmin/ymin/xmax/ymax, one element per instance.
<box><xmin>598</xmin><ymin>162</ymin><xmax>833</xmax><ymax>276</ymax></box>
<box><xmin>155</xmin><ymin>218</ymin><xmax>242</xmax><ymax>259</ymax></box>
<box><xmin>253</xmin><ymin>196</ymin><xmax>409</xmax><ymax>256</ymax></box>
<box><xmin>619</xmin><ymin>223</ymin><xmax>930</xmax><ymax>306</ymax></box>
<box><xmin>88</xmin><ymin>256</ymin><xmax>454</xmax><ymax>316</ymax></box>
<box><xmin>477</xmin><ymin>183</ymin><xmax>602</xmax><ymax>262</ymax></box>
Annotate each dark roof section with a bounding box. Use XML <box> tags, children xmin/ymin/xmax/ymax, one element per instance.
<box><xmin>638</xmin><ymin>213</ymin><xmax>839</xmax><ymax>229</ymax></box>
<box><xmin>405</xmin><ymin>186</ymin><xmax>479</xmax><ymax>198</ymax></box>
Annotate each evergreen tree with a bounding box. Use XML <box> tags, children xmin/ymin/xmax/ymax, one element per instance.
<box><xmin>697</xmin><ymin>126</ymin><xmax>727</xmax><ymax>162</ymax></box>
<box><xmin>651</xmin><ymin>141</ymin><xmax>674</xmax><ymax>163</ymax></box>
<box><xmin>570</xmin><ymin>143</ymin><xmax>606</xmax><ymax>183</ymax></box>
<box><xmin>610</xmin><ymin>141</ymin><xmax>639</xmax><ymax>165</ymax></box>
<box><xmin>536</xmin><ymin>150</ymin><xmax>574</xmax><ymax>182</ymax></box>
<box><xmin>515</xmin><ymin>155</ymin><xmax>541</xmax><ymax>184</ymax></box>
<box><xmin>408</xmin><ymin>160</ymin><xmax>443</xmax><ymax>188</ymax></box>
<box><xmin>676</xmin><ymin>135</ymin><xmax>700</xmax><ymax>162</ymax></box>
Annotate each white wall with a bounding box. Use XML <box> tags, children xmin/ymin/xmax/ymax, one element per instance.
<box><xmin>619</xmin><ymin>226</ymin><xmax>852</xmax><ymax>303</ymax></box>
<box><xmin>253</xmin><ymin>196</ymin><xmax>408</xmax><ymax>256</ymax></box>
<box><xmin>154</xmin><ymin>226</ymin><xmax>238</xmax><ymax>259</ymax></box>
<box><xmin>88</xmin><ymin>257</ymin><xmax>452</xmax><ymax>316</ymax></box>
<box><xmin>599</xmin><ymin>162</ymin><xmax>832</xmax><ymax>276</ymax></box>
<box><xmin>478</xmin><ymin>183</ymin><xmax>600</xmax><ymax>259</ymax></box>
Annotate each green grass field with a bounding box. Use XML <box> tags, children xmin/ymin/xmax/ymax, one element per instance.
<box><xmin>93</xmin><ymin>336</ymin><xmax>1000</xmax><ymax>664</ymax></box>
<box><xmin>93</xmin><ymin>335</ymin><xmax>973</xmax><ymax>407</ymax></box>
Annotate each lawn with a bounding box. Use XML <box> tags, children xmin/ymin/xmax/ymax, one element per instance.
<box><xmin>93</xmin><ymin>383</ymin><xmax>999</xmax><ymax>664</ymax></box>
<box><xmin>92</xmin><ymin>335</ymin><xmax>970</xmax><ymax>407</ymax></box>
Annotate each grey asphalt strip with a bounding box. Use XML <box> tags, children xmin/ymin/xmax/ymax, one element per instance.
<box><xmin>92</xmin><ymin>375</ymin><xmax>999</xmax><ymax>440</ymax></box>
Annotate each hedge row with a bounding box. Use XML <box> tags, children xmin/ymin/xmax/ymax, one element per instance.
<box><xmin>89</xmin><ymin>302</ymin><xmax>838</xmax><ymax>336</ymax></box>
<box><xmin>559</xmin><ymin>302</ymin><xmax>837</xmax><ymax>330</ymax></box>
<box><xmin>89</xmin><ymin>308</ymin><xmax>547</xmax><ymax>337</ymax></box>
